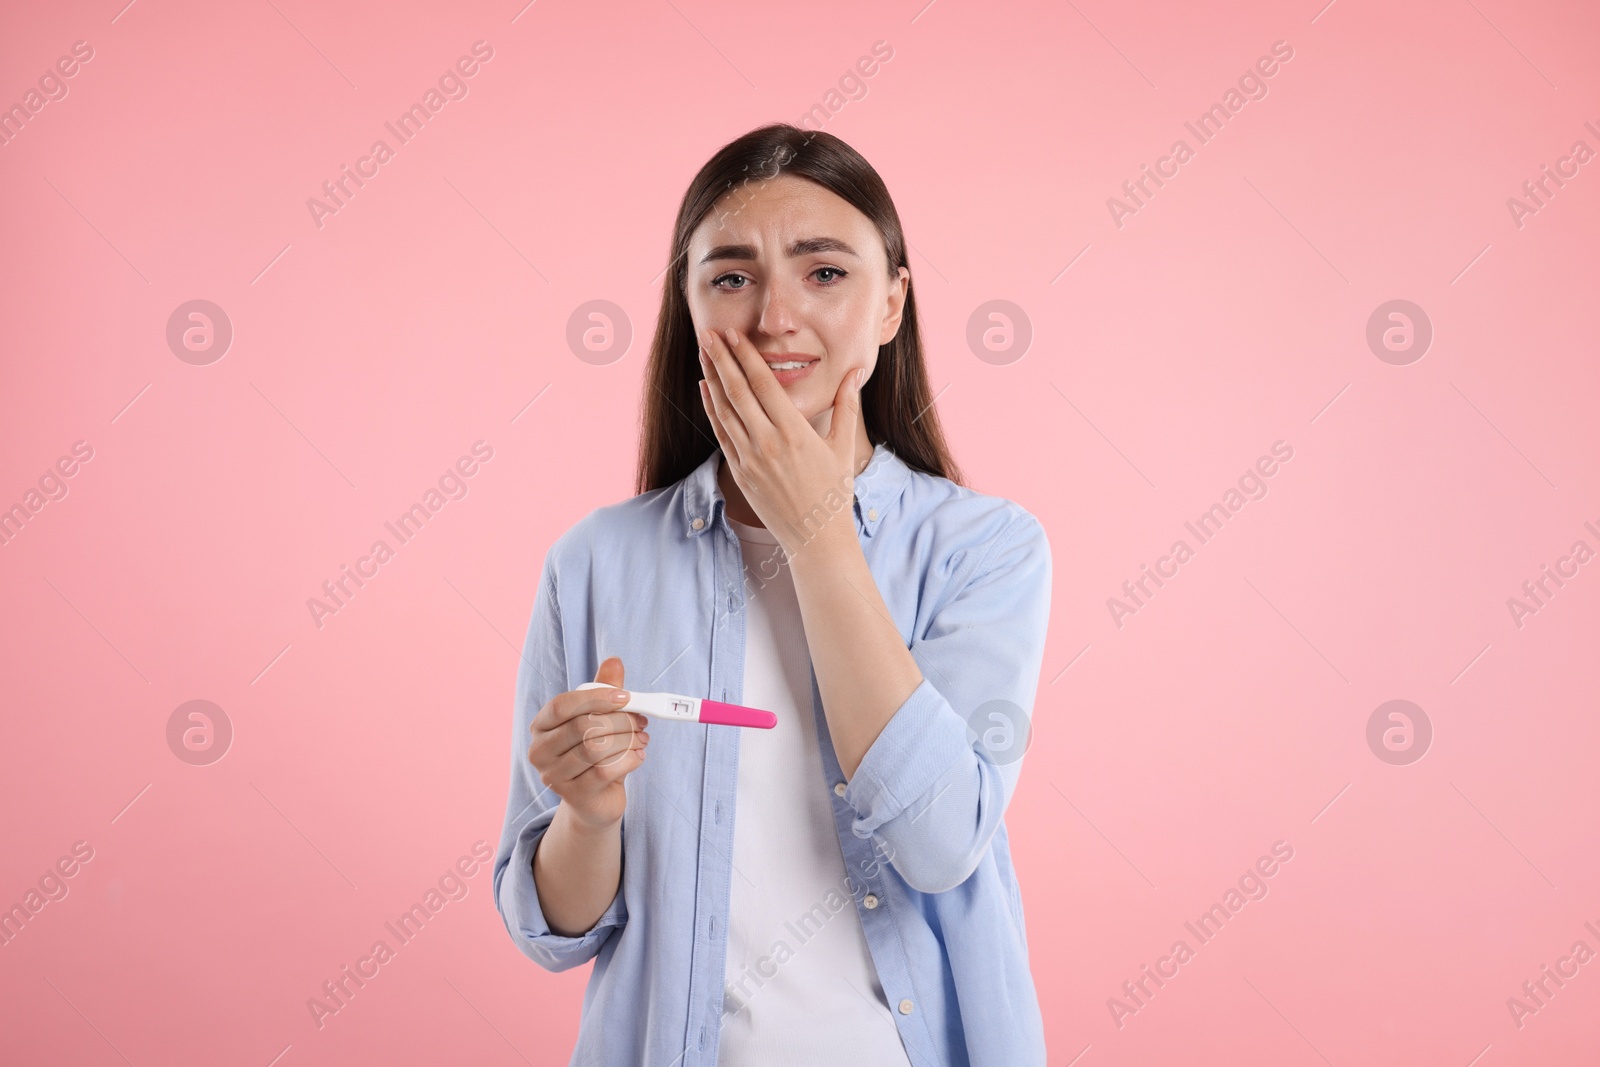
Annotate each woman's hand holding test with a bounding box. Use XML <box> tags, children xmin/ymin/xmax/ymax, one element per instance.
<box><xmin>527</xmin><ymin>656</ymin><xmax>647</xmax><ymax>832</ymax></box>
<box><xmin>527</xmin><ymin>656</ymin><xmax>645</xmax><ymax>937</ymax></box>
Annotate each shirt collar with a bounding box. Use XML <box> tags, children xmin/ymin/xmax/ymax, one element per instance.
<box><xmin>682</xmin><ymin>441</ymin><xmax>911</xmax><ymax>540</ymax></box>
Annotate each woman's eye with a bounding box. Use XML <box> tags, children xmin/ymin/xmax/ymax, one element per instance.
<box><xmin>710</xmin><ymin>268</ymin><xmax>847</xmax><ymax>291</ymax></box>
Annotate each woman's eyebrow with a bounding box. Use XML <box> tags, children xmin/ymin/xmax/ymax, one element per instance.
<box><xmin>698</xmin><ymin>236</ymin><xmax>860</xmax><ymax>264</ymax></box>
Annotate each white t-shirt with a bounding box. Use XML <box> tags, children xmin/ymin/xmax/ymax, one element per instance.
<box><xmin>717</xmin><ymin>516</ymin><xmax>914</xmax><ymax>1067</ymax></box>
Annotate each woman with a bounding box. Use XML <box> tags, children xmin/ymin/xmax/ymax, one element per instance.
<box><xmin>493</xmin><ymin>123</ymin><xmax>1053</xmax><ymax>1067</ymax></box>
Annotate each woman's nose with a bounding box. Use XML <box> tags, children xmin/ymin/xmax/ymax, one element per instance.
<box><xmin>756</xmin><ymin>276</ymin><xmax>800</xmax><ymax>335</ymax></box>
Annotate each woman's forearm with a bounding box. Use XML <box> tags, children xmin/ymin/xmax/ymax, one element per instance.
<box><xmin>532</xmin><ymin>804</ymin><xmax>623</xmax><ymax>938</ymax></box>
<box><xmin>787</xmin><ymin>523</ymin><xmax>924</xmax><ymax>780</ymax></box>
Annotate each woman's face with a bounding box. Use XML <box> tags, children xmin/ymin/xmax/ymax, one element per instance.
<box><xmin>684</xmin><ymin>173</ymin><xmax>911</xmax><ymax>431</ymax></box>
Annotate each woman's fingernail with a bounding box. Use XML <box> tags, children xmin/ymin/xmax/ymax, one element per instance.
<box><xmin>611</xmin><ymin>690</ymin><xmax>630</xmax><ymax>702</ymax></box>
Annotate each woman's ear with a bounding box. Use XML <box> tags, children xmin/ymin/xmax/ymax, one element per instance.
<box><xmin>880</xmin><ymin>265</ymin><xmax>910</xmax><ymax>345</ymax></box>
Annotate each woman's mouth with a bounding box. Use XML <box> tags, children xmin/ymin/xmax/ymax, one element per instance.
<box><xmin>764</xmin><ymin>358</ymin><xmax>819</xmax><ymax>385</ymax></box>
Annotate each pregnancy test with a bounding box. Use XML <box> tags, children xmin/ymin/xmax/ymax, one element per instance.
<box><xmin>576</xmin><ymin>682</ymin><xmax>777</xmax><ymax>729</ymax></box>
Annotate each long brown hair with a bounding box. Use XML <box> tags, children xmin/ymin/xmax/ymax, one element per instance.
<box><xmin>634</xmin><ymin>123</ymin><xmax>965</xmax><ymax>495</ymax></box>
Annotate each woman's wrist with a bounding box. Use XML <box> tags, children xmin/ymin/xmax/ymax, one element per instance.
<box><xmin>786</xmin><ymin>515</ymin><xmax>863</xmax><ymax>576</ymax></box>
<box><xmin>556</xmin><ymin>800</ymin><xmax>622</xmax><ymax>840</ymax></box>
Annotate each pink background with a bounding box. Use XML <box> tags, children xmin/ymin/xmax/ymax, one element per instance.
<box><xmin>3</xmin><ymin>0</ymin><xmax>1597</xmax><ymax>1063</ymax></box>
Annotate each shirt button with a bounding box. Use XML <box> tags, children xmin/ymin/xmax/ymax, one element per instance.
<box><xmin>691</xmin><ymin>517</ymin><xmax>705</xmax><ymax>530</ymax></box>
<box><xmin>863</xmin><ymin>894</ymin><xmax>878</xmax><ymax>909</ymax></box>
<box><xmin>868</xmin><ymin>507</ymin><xmax>878</xmax><ymax>521</ymax></box>
<box><xmin>898</xmin><ymin>998</ymin><xmax>914</xmax><ymax>1014</ymax></box>
<box><xmin>833</xmin><ymin>782</ymin><xmax>846</xmax><ymax>796</ymax></box>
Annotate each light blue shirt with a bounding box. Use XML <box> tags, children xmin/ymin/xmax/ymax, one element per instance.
<box><xmin>492</xmin><ymin>441</ymin><xmax>1053</xmax><ymax>1066</ymax></box>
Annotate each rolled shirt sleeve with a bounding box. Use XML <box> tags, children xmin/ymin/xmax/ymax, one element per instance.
<box><xmin>500</xmin><ymin>807</ymin><xmax>629</xmax><ymax>973</ymax></box>
<box><xmin>843</xmin><ymin>510</ymin><xmax>1053</xmax><ymax>894</ymax></box>
<box><xmin>493</xmin><ymin>545</ymin><xmax>629</xmax><ymax>972</ymax></box>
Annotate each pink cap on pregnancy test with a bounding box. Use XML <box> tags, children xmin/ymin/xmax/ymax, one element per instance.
<box><xmin>576</xmin><ymin>682</ymin><xmax>777</xmax><ymax>729</ymax></box>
